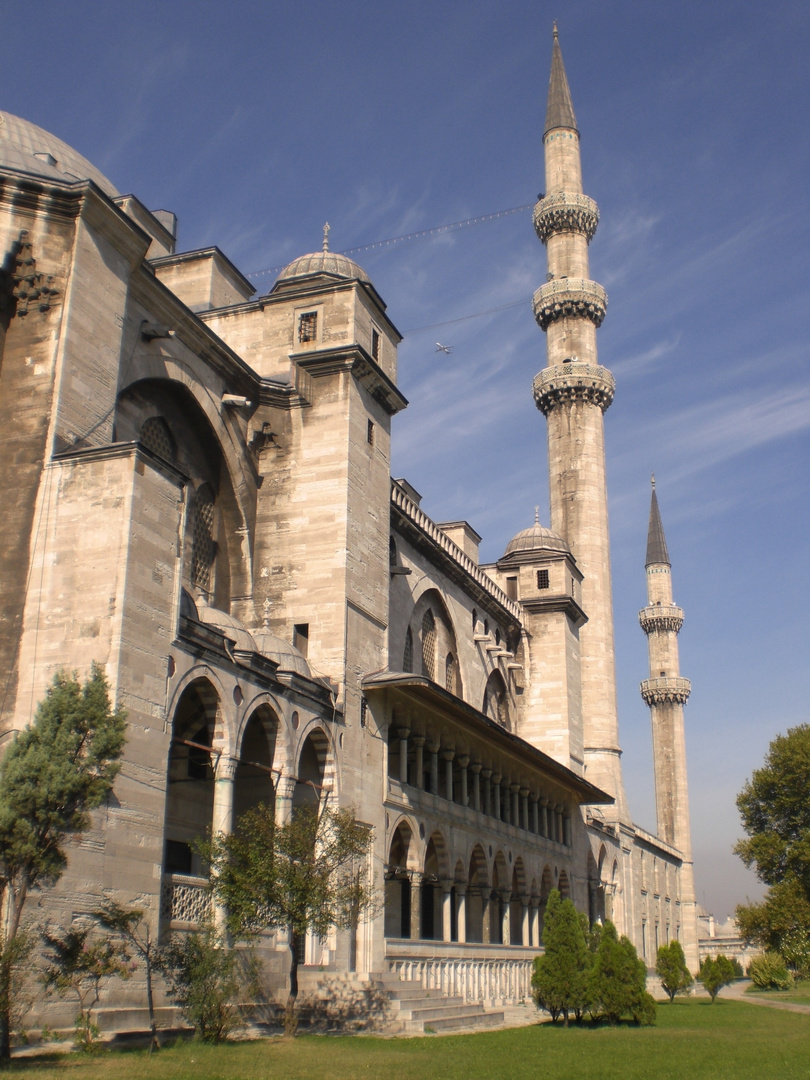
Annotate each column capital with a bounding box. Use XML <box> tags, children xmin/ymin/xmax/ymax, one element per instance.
<box><xmin>396</xmin><ymin>725</ymin><xmax>411</xmax><ymax>740</ymax></box>
<box><xmin>510</xmin><ymin>781</ymin><xmax>521</xmax><ymax>794</ymax></box>
<box><xmin>480</xmin><ymin>767</ymin><xmax>492</xmax><ymax>780</ymax></box>
<box><xmin>410</xmin><ymin>734</ymin><xmax>426</xmax><ymax>748</ymax></box>
<box><xmin>441</xmin><ymin>747</ymin><xmax>456</xmax><ymax>762</ymax></box>
<box><xmin>216</xmin><ymin>756</ymin><xmax>238</xmax><ymax>782</ymax></box>
<box><xmin>456</xmin><ymin>754</ymin><xmax>470</xmax><ymax>769</ymax></box>
<box><xmin>468</xmin><ymin>760</ymin><xmax>482</xmax><ymax>774</ymax></box>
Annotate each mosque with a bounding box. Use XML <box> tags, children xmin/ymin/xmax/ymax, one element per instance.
<box><xmin>0</xmin><ymin>27</ymin><xmax>698</xmax><ymax>1022</ymax></box>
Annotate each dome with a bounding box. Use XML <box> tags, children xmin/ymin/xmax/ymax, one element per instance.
<box><xmin>195</xmin><ymin>601</ymin><xmax>258</xmax><ymax>654</ymax></box>
<box><xmin>278</xmin><ymin>249</ymin><xmax>369</xmax><ymax>284</ymax></box>
<box><xmin>503</xmin><ymin>514</ymin><xmax>570</xmax><ymax>558</ymax></box>
<box><xmin>0</xmin><ymin>112</ymin><xmax>118</xmax><ymax>197</ymax></box>
<box><xmin>252</xmin><ymin>631</ymin><xmax>312</xmax><ymax>678</ymax></box>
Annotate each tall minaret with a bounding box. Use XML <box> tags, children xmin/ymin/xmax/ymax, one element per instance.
<box><xmin>639</xmin><ymin>479</ymin><xmax>699</xmax><ymax>969</ymax></box>
<box><xmin>532</xmin><ymin>25</ymin><xmax>627</xmax><ymax>816</ymax></box>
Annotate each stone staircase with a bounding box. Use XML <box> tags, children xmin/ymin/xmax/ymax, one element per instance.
<box><xmin>374</xmin><ymin>971</ymin><xmax>504</xmax><ymax>1033</ymax></box>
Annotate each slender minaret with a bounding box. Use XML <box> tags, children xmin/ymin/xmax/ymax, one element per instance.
<box><xmin>639</xmin><ymin>479</ymin><xmax>699</xmax><ymax>969</ymax></box>
<box><xmin>533</xmin><ymin>25</ymin><xmax>627</xmax><ymax>817</ymax></box>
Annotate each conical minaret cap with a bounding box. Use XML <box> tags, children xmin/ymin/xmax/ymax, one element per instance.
<box><xmin>645</xmin><ymin>477</ymin><xmax>671</xmax><ymax>567</ymax></box>
<box><xmin>544</xmin><ymin>23</ymin><xmax>578</xmax><ymax>137</ymax></box>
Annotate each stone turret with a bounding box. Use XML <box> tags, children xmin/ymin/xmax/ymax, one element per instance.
<box><xmin>533</xmin><ymin>25</ymin><xmax>626</xmax><ymax>816</ymax></box>
<box><xmin>639</xmin><ymin>478</ymin><xmax>699</xmax><ymax>970</ymax></box>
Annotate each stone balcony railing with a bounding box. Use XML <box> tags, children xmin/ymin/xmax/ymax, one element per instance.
<box><xmin>387</xmin><ymin>941</ymin><xmax>536</xmax><ymax>1005</ymax></box>
<box><xmin>533</xmin><ymin>361</ymin><xmax>615</xmax><ymax>416</ymax></box>
<box><xmin>640</xmin><ymin>676</ymin><xmax>691</xmax><ymax>706</ymax></box>
<box><xmin>532</xmin><ymin>277</ymin><xmax>607</xmax><ymax>330</ymax></box>
<box><xmin>533</xmin><ymin>192</ymin><xmax>599</xmax><ymax>243</ymax></box>
<box><xmin>160</xmin><ymin>873</ymin><xmax>211</xmax><ymax>927</ymax></box>
<box><xmin>638</xmin><ymin>604</ymin><xmax>684</xmax><ymax>634</ymax></box>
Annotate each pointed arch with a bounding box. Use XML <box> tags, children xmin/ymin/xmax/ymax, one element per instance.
<box><xmin>421</xmin><ymin>609</ymin><xmax>436</xmax><ymax>680</ymax></box>
<box><xmin>233</xmin><ymin>704</ymin><xmax>278</xmax><ymax>825</ymax></box>
<box><xmin>484</xmin><ymin>670</ymin><xmax>510</xmax><ymax>729</ymax></box>
<box><xmin>385</xmin><ymin>819</ymin><xmax>416</xmax><ymax>939</ymax></box>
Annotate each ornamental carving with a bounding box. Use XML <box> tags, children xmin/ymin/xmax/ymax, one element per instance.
<box><xmin>533</xmin><ymin>362</ymin><xmax>615</xmax><ymax>415</ymax></box>
<box><xmin>10</xmin><ymin>231</ymin><xmax>60</xmax><ymax>316</ymax></box>
<box><xmin>638</xmin><ymin>605</ymin><xmax>684</xmax><ymax>634</ymax></box>
<box><xmin>533</xmin><ymin>192</ymin><xmax>599</xmax><ymax>243</ymax></box>
<box><xmin>533</xmin><ymin>278</ymin><xmax>607</xmax><ymax>330</ymax></box>
<box><xmin>640</xmin><ymin>676</ymin><xmax>691</xmax><ymax>706</ymax></box>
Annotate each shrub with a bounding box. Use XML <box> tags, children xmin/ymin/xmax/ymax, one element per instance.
<box><xmin>656</xmin><ymin>940</ymin><xmax>693</xmax><ymax>1002</ymax></box>
<box><xmin>699</xmin><ymin>954</ymin><xmax>736</xmax><ymax>1002</ymax></box>
<box><xmin>588</xmin><ymin>921</ymin><xmax>656</xmax><ymax>1025</ymax></box>
<box><xmin>749</xmin><ymin>953</ymin><xmax>794</xmax><ymax>991</ymax></box>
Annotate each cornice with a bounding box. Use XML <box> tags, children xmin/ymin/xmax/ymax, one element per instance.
<box><xmin>519</xmin><ymin>594</ymin><xmax>588</xmax><ymax>628</ymax></box>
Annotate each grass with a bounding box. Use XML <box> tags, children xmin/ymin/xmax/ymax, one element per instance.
<box><xmin>746</xmin><ymin>977</ymin><xmax>810</xmax><ymax>1006</ymax></box>
<box><xmin>5</xmin><ymin>999</ymin><xmax>809</xmax><ymax>1080</ymax></box>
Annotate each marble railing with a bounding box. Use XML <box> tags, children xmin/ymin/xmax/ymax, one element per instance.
<box><xmin>387</xmin><ymin>942</ymin><xmax>536</xmax><ymax>1005</ymax></box>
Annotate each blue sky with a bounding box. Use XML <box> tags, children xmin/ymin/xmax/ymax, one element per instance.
<box><xmin>4</xmin><ymin>0</ymin><xmax>808</xmax><ymax>919</ymax></box>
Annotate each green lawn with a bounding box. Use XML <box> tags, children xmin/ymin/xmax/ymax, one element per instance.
<box><xmin>747</xmin><ymin>977</ymin><xmax>810</xmax><ymax>1006</ymax></box>
<box><xmin>6</xmin><ymin>1000</ymin><xmax>809</xmax><ymax>1080</ymax></box>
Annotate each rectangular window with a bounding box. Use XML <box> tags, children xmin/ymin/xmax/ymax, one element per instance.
<box><xmin>367</xmin><ymin>419</ymin><xmax>375</xmax><ymax>446</ymax></box>
<box><xmin>371</xmin><ymin>327</ymin><xmax>381</xmax><ymax>361</ymax></box>
<box><xmin>298</xmin><ymin>311</ymin><xmax>318</xmax><ymax>343</ymax></box>
<box><xmin>293</xmin><ymin>623</ymin><xmax>309</xmax><ymax>658</ymax></box>
<box><xmin>164</xmin><ymin>839</ymin><xmax>193</xmax><ymax>875</ymax></box>
<box><xmin>506</xmin><ymin>576</ymin><xmax>518</xmax><ymax>600</ymax></box>
<box><xmin>537</xmin><ymin>568</ymin><xmax>550</xmax><ymax>590</ymax></box>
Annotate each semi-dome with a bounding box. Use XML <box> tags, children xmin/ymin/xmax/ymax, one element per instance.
<box><xmin>503</xmin><ymin>512</ymin><xmax>571</xmax><ymax>558</ymax></box>
<box><xmin>195</xmin><ymin>600</ymin><xmax>258</xmax><ymax>654</ymax></box>
<box><xmin>277</xmin><ymin>223</ymin><xmax>369</xmax><ymax>285</ymax></box>
<box><xmin>252</xmin><ymin>631</ymin><xmax>312</xmax><ymax>678</ymax></box>
<box><xmin>0</xmin><ymin>111</ymin><xmax>118</xmax><ymax>197</ymax></box>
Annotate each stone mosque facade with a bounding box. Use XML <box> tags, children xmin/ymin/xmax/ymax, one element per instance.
<box><xmin>0</xmin><ymin>29</ymin><xmax>698</xmax><ymax>1019</ymax></box>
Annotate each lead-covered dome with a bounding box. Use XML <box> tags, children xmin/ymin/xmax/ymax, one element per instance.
<box><xmin>277</xmin><ymin>223</ymin><xmax>369</xmax><ymax>285</ymax></box>
<box><xmin>503</xmin><ymin>513</ymin><xmax>570</xmax><ymax>558</ymax></box>
<box><xmin>252</xmin><ymin>631</ymin><xmax>312</xmax><ymax>678</ymax></box>
<box><xmin>0</xmin><ymin>111</ymin><xmax>118</xmax><ymax>197</ymax></box>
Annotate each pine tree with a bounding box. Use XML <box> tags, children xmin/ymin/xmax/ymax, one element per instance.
<box><xmin>588</xmin><ymin>921</ymin><xmax>656</xmax><ymax>1025</ymax></box>
<box><xmin>656</xmin><ymin>940</ymin><xmax>693</xmax><ymax>1002</ymax></box>
<box><xmin>531</xmin><ymin>889</ymin><xmax>589</xmax><ymax>1025</ymax></box>
<box><xmin>0</xmin><ymin>664</ymin><xmax>126</xmax><ymax>1058</ymax></box>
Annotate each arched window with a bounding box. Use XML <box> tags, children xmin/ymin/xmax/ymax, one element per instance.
<box><xmin>421</xmin><ymin>610</ymin><xmax>436</xmax><ymax>681</ymax></box>
<box><xmin>403</xmin><ymin>627</ymin><xmax>413</xmax><ymax>673</ymax></box>
<box><xmin>139</xmin><ymin>416</ymin><xmax>176</xmax><ymax>464</ymax></box>
<box><xmin>484</xmin><ymin>671</ymin><xmax>509</xmax><ymax>729</ymax></box>
<box><xmin>190</xmin><ymin>483</ymin><xmax>216</xmax><ymax>594</ymax></box>
<box><xmin>445</xmin><ymin>652</ymin><xmax>457</xmax><ymax>694</ymax></box>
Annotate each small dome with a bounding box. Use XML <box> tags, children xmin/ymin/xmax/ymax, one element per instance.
<box><xmin>504</xmin><ymin>514</ymin><xmax>570</xmax><ymax>558</ymax></box>
<box><xmin>252</xmin><ymin>631</ymin><xmax>312</xmax><ymax>678</ymax></box>
<box><xmin>0</xmin><ymin>111</ymin><xmax>118</xmax><ymax>197</ymax></box>
<box><xmin>195</xmin><ymin>601</ymin><xmax>258</xmax><ymax>653</ymax></box>
<box><xmin>278</xmin><ymin>249</ymin><xmax>369</xmax><ymax>284</ymax></box>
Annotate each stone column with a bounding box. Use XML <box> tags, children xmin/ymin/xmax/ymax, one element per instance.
<box><xmin>457</xmin><ymin>755</ymin><xmax>469</xmax><ymax>807</ymax></box>
<box><xmin>501</xmin><ymin>892</ymin><xmax>511</xmax><ymax>946</ymax></box>
<box><xmin>492</xmin><ymin>774</ymin><xmax>501</xmax><ymax>820</ymax></box>
<box><xmin>412</xmin><ymin>735</ymin><xmax>425</xmax><ymax>790</ymax></box>
<box><xmin>212</xmin><ymin>756</ymin><xmax>237</xmax><ymax>836</ymax></box>
<box><xmin>563</xmin><ymin>811</ymin><xmax>572</xmax><ymax>847</ymax></box>
<box><xmin>531</xmin><ymin>795</ymin><xmax>539</xmax><ymax>835</ymax></box>
<box><xmin>442</xmin><ymin>748</ymin><xmax>455</xmax><ymax>803</ymax></box>
<box><xmin>520</xmin><ymin>788</ymin><xmax>529</xmax><ymax>832</ymax></box>
<box><xmin>521</xmin><ymin>896</ymin><xmax>531</xmax><ymax>946</ymax></box>
<box><xmin>503</xmin><ymin>781</ymin><xmax>511</xmax><ymax>825</ymax></box>
<box><xmin>410</xmin><ymin>873</ymin><xmax>423</xmax><ymax>941</ymax></box>
<box><xmin>511</xmin><ymin>783</ymin><xmax>520</xmax><ymax>827</ymax></box>
<box><xmin>456</xmin><ymin>884</ymin><xmax>467</xmax><ymax>944</ymax></box>
<box><xmin>556</xmin><ymin>805</ymin><xmax>564</xmax><ymax>844</ymax></box>
<box><xmin>441</xmin><ymin>881</ymin><xmax>453</xmax><ymax>942</ymax></box>
<box><xmin>429</xmin><ymin>741</ymin><xmax>440</xmax><ymax>796</ymax></box>
<box><xmin>541</xmin><ymin>799</ymin><xmax>550</xmax><ymax>838</ymax></box>
<box><xmin>397</xmin><ymin>726</ymin><xmax>410</xmax><ymax>786</ymax></box>
<box><xmin>470</xmin><ymin>762</ymin><xmax>482</xmax><ymax>813</ymax></box>
<box><xmin>275</xmin><ymin>773</ymin><xmax>296</xmax><ymax>825</ymax></box>
<box><xmin>481</xmin><ymin>892</ymin><xmax>491</xmax><ymax>945</ymax></box>
<box><xmin>482</xmin><ymin>768</ymin><xmax>492</xmax><ymax>817</ymax></box>
<box><xmin>530</xmin><ymin>898</ymin><xmax>541</xmax><ymax>947</ymax></box>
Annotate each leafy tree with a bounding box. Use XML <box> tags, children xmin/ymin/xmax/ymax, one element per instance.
<box><xmin>94</xmin><ymin>902</ymin><xmax>161</xmax><ymax>1052</ymax></box>
<box><xmin>699</xmin><ymin>954</ymin><xmax>736</xmax><ymax>1002</ymax></box>
<box><xmin>588</xmin><ymin>921</ymin><xmax>656</xmax><ymax>1025</ymax></box>
<box><xmin>41</xmin><ymin>926</ymin><xmax>131</xmax><ymax>1050</ymax></box>
<box><xmin>0</xmin><ymin>664</ymin><xmax>126</xmax><ymax>1059</ymax></box>
<box><xmin>531</xmin><ymin>890</ymin><xmax>590</xmax><ymax>1025</ymax></box>
<box><xmin>159</xmin><ymin>925</ymin><xmax>253</xmax><ymax>1043</ymax></box>
<box><xmin>206</xmin><ymin>802</ymin><xmax>374</xmax><ymax>1035</ymax></box>
<box><xmin>736</xmin><ymin>879</ymin><xmax>810</xmax><ymax>976</ymax></box>
<box><xmin>656</xmin><ymin>940</ymin><xmax>693</xmax><ymax>1002</ymax></box>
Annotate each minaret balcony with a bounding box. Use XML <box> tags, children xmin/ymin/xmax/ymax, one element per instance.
<box><xmin>533</xmin><ymin>278</ymin><xmax>607</xmax><ymax>330</ymax></box>
<box><xmin>534</xmin><ymin>192</ymin><xmax>599</xmax><ymax>243</ymax></box>
<box><xmin>640</xmin><ymin>676</ymin><xmax>691</xmax><ymax>706</ymax></box>
<box><xmin>533</xmin><ymin>361</ymin><xmax>615</xmax><ymax>416</ymax></box>
<box><xmin>638</xmin><ymin>605</ymin><xmax>684</xmax><ymax>634</ymax></box>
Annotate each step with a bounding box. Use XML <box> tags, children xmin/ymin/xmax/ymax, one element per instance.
<box><xmin>371</xmin><ymin>972</ymin><xmax>505</xmax><ymax>1034</ymax></box>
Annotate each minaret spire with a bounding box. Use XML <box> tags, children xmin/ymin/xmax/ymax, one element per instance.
<box><xmin>646</xmin><ymin>478</ymin><xmax>671</xmax><ymax>567</ymax></box>
<box><xmin>544</xmin><ymin>23</ymin><xmax>578</xmax><ymax>136</ymax></box>
<box><xmin>639</xmin><ymin>482</ymin><xmax>699</xmax><ymax>970</ymax></box>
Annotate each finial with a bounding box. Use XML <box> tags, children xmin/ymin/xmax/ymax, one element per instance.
<box><xmin>262</xmin><ymin>596</ymin><xmax>271</xmax><ymax>630</ymax></box>
<box><xmin>553</xmin><ymin>21</ymin><xmax>558</xmax><ymax>38</ymax></box>
<box><xmin>651</xmin><ymin>473</ymin><xmax>656</xmax><ymax>489</ymax></box>
<box><xmin>322</xmin><ymin>222</ymin><xmax>330</xmax><ymax>252</ymax></box>
<box><xmin>534</xmin><ymin>506</ymin><xmax>540</xmax><ymax>525</ymax></box>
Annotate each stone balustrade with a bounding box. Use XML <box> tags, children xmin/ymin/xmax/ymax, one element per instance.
<box><xmin>640</xmin><ymin>676</ymin><xmax>691</xmax><ymax>706</ymax></box>
<box><xmin>638</xmin><ymin>604</ymin><xmax>684</xmax><ymax>634</ymax></box>
<box><xmin>160</xmin><ymin>874</ymin><xmax>211</xmax><ymax>926</ymax></box>
<box><xmin>533</xmin><ymin>192</ymin><xmax>599</xmax><ymax>243</ymax></box>
<box><xmin>532</xmin><ymin>277</ymin><xmax>607</xmax><ymax>330</ymax></box>
<box><xmin>533</xmin><ymin>361</ymin><xmax>615</xmax><ymax>415</ymax></box>
<box><xmin>388</xmin><ymin>947</ymin><xmax>535</xmax><ymax>1006</ymax></box>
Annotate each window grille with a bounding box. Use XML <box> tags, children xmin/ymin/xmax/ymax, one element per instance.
<box><xmin>140</xmin><ymin>416</ymin><xmax>175</xmax><ymax>463</ymax></box>
<box><xmin>537</xmin><ymin>568</ymin><xmax>550</xmax><ymax>589</ymax></box>
<box><xmin>421</xmin><ymin>610</ymin><xmax>436</xmax><ymax>680</ymax></box>
<box><xmin>190</xmin><ymin>484</ymin><xmax>215</xmax><ymax>592</ymax></box>
<box><xmin>298</xmin><ymin>311</ymin><xmax>318</xmax><ymax>343</ymax></box>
